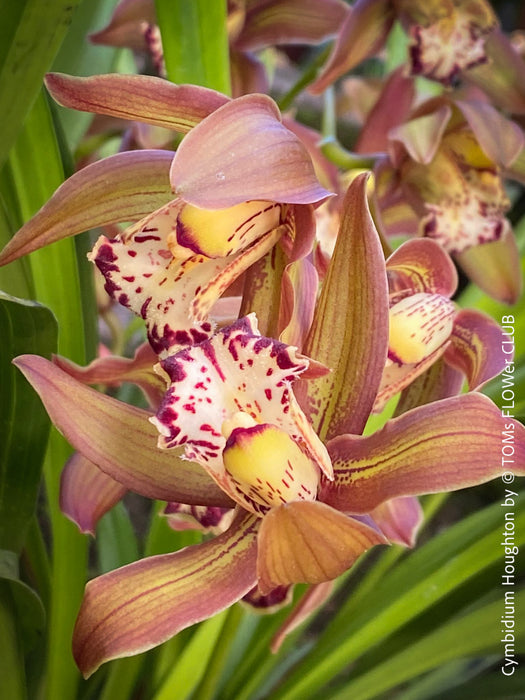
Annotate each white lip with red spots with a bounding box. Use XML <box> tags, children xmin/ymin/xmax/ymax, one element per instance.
<box><xmin>151</xmin><ymin>314</ymin><xmax>332</xmax><ymax>514</ymax></box>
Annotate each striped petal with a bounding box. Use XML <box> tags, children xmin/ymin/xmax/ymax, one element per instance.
<box><xmin>445</xmin><ymin>308</ymin><xmax>509</xmax><ymax>389</ymax></box>
<box><xmin>310</xmin><ymin>0</ymin><xmax>395</xmax><ymax>94</ymax></box>
<box><xmin>302</xmin><ymin>174</ymin><xmax>389</xmax><ymax>439</ymax></box>
<box><xmin>0</xmin><ymin>150</ymin><xmax>173</xmax><ymax>267</ymax></box>
<box><xmin>53</xmin><ymin>342</ymin><xmax>165</xmax><ymax>409</ymax></box>
<box><xmin>394</xmin><ymin>359</ymin><xmax>464</xmax><ymax>414</ymax></box>
<box><xmin>45</xmin><ymin>73</ymin><xmax>228</xmax><ymax>132</ymax></box>
<box><xmin>236</xmin><ymin>0</ymin><xmax>346</xmax><ymax>51</ymax></box>
<box><xmin>257</xmin><ymin>501</ymin><xmax>386</xmax><ymax>593</ymax></box>
<box><xmin>279</xmin><ymin>259</ymin><xmax>319</xmax><ymax>349</ymax></box>
<box><xmin>386</xmin><ymin>238</ymin><xmax>458</xmax><ymax>299</ymax></box>
<box><xmin>73</xmin><ymin>509</ymin><xmax>259</xmax><ymax>677</ymax></box>
<box><xmin>170</xmin><ymin>94</ymin><xmax>330</xmax><ymax>208</ymax></box>
<box><xmin>60</xmin><ymin>453</ymin><xmax>127</xmax><ymax>536</ymax></box>
<box><xmin>324</xmin><ymin>393</ymin><xmax>525</xmax><ymax>513</ymax></box>
<box><xmin>14</xmin><ymin>355</ymin><xmax>233</xmax><ymax>507</ymax></box>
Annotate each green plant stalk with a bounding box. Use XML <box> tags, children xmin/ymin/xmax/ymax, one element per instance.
<box><xmin>154</xmin><ymin>0</ymin><xmax>231</xmax><ymax>95</ymax></box>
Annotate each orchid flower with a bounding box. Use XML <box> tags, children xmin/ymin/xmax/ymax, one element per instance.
<box><xmin>0</xmin><ymin>75</ymin><xmax>330</xmax><ymax>357</ymax></box>
<box><xmin>90</xmin><ymin>0</ymin><xmax>347</xmax><ymax>96</ymax></box>
<box><xmin>372</xmin><ymin>94</ymin><xmax>525</xmax><ymax>303</ymax></box>
<box><xmin>310</xmin><ymin>0</ymin><xmax>500</xmax><ymax>93</ymax></box>
<box><xmin>11</xmin><ymin>176</ymin><xmax>524</xmax><ymax>677</ymax></box>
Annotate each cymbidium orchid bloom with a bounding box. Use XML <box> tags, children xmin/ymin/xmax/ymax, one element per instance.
<box><xmin>0</xmin><ymin>75</ymin><xmax>330</xmax><ymax>357</ymax></box>
<box><xmin>10</xmin><ymin>176</ymin><xmax>525</xmax><ymax>677</ymax></box>
<box><xmin>372</xmin><ymin>94</ymin><xmax>525</xmax><ymax>303</ymax></box>
<box><xmin>310</xmin><ymin>0</ymin><xmax>500</xmax><ymax>93</ymax></box>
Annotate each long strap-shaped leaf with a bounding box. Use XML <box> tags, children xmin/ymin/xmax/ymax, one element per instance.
<box><xmin>0</xmin><ymin>0</ymin><xmax>82</xmax><ymax>167</ymax></box>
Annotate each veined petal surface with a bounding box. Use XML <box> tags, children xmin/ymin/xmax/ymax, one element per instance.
<box><xmin>324</xmin><ymin>393</ymin><xmax>525</xmax><ymax>513</ymax></box>
<box><xmin>170</xmin><ymin>94</ymin><xmax>331</xmax><ymax>208</ymax></box>
<box><xmin>45</xmin><ymin>73</ymin><xmax>228</xmax><ymax>131</ymax></box>
<box><xmin>14</xmin><ymin>355</ymin><xmax>233</xmax><ymax>507</ymax></box>
<box><xmin>73</xmin><ymin>509</ymin><xmax>259</xmax><ymax>677</ymax></box>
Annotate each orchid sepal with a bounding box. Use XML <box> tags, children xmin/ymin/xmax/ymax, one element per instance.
<box><xmin>14</xmin><ymin>354</ymin><xmax>233</xmax><ymax>507</ymax></box>
<box><xmin>45</xmin><ymin>72</ymin><xmax>229</xmax><ymax>132</ymax></box>
<box><xmin>324</xmin><ymin>393</ymin><xmax>525</xmax><ymax>513</ymax></box>
<box><xmin>73</xmin><ymin>509</ymin><xmax>259</xmax><ymax>677</ymax></box>
<box><xmin>0</xmin><ymin>150</ymin><xmax>174</xmax><ymax>267</ymax></box>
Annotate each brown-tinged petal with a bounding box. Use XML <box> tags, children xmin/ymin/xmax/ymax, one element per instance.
<box><xmin>279</xmin><ymin>259</ymin><xmax>319</xmax><ymax>349</ymax></box>
<box><xmin>466</xmin><ymin>29</ymin><xmax>525</xmax><ymax>115</ymax></box>
<box><xmin>271</xmin><ymin>582</ymin><xmax>334</xmax><ymax>652</ymax></box>
<box><xmin>455</xmin><ymin>99</ymin><xmax>524</xmax><ymax>168</ymax></box>
<box><xmin>387</xmin><ymin>238</ymin><xmax>458</xmax><ymax>299</ymax></box>
<box><xmin>90</xmin><ymin>0</ymin><xmax>156</xmax><ymax>49</ymax></box>
<box><xmin>73</xmin><ymin>509</ymin><xmax>259</xmax><ymax>677</ymax></box>
<box><xmin>169</xmin><ymin>94</ymin><xmax>331</xmax><ymax>208</ymax></box>
<box><xmin>394</xmin><ymin>358</ymin><xmax>464</xmax><ymax>414</ymax></box>
<box><xmin>14</xmin><ymin>355</ymin><xmax>233</xmax><ymax>507</ymax></box>
<box><xmin>0</xmin><ymin>150</ymin><xmax>173</xmax><ymax>267</ymax></box>
<box><xmin>445</xmin><ymin>308</ymin><xmax>509</xmax><ymax>389</ymax></box>
<box><xmin>257</xmin><ymin>501</ymin><xmax>386</xmax><ymax>593</ymax></box>
<box><xmin>239</xmin><ymin>247</ymin><xmax>287</xmax><ymax>339</ymax></box>
<box><xmin>356</xmin><ymin>68</ymin><xmax>415</xmax><ymax>154</ymax></box>
<box><xmin>324</xmin><ymin>393</ymin><xmax>525</xmax><ymax>513</ymax></box>
<box><xmin>235</xmin><ymin>0</ymin><xmax>347</xmax><ymax>51</ymax></box>
<box><xmin>374</xmin><ymin>344</ymin><xmax>450</xmax><ymax>412</ymax></box>
<box><xmin>53</xmin><ymin>343</ymin><xmax>165</xmax><ymax>409</ymax></box>
<box><xmin>369</xmin><ymin>496</ymin><xmax>423</xmax><ymax>547</ymax></box>
<box><xmin>389</xmin><ymin>106</ymin><xmax>451</xmax><ymax>165</ymax></box>
<box><xmin>302</xmin><ymin>174</ymin><xmax>389</xmax><ymax>439</ymax></box>
<box><xmin>454</xmin><ymin>225</ymin><xmax>522</xmax><ymax>304</ymax></box>
<box><xmin>60</xmin><ymin>453</ymin><xmax>127</xmax><ymax>535</ymax></box>
<box><xmin>45</xmin><ymin>73</ymin><xmax>229</xmax><ymax>132</ymax></box>
<box><xmin>310</xmin><ymin>0</ymin><xmax>395</xmax><ymax>95</ymax></box>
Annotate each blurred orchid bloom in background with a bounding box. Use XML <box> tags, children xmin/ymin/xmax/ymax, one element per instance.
<box><xmin>90</xmin><ymin>0</ymin><xmax>347</xmax><ymax>95</ymax></box>
<box><xmin>310</xmin><ymin>0</ymin><xmax>501</xmax><ymax>92</ymax></box>
<box><xmin>371</xmin><ymin>94</ymin><xmax>525</xmax><ymax>303</ymax></box>
<box><xmin>376</xmin><ymin>237</ymin><xmax>508</xmax><ymax>409</ymax></box>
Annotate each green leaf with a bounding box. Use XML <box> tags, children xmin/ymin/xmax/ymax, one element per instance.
<box><xmin>0</xmin><ymin>0</ymin><xmax>82</xmax><ymax>167</ymax></box>
<box><xmin>271</xmin><ymin>496</ymin><xmax>525</xmax><ymax>699</ymax></box>
<box><xmin>329</xmin><ymin>589</ymin><xmax>525</xmax><ymax>699</ymax></box>
<box><xmin>155</xmin><ymin>0</ymin><xmax>231</xmax><ymax>95</ymax></box>
<box><xmin>0</xmin><ymin>550</ymin><xmax>45</xmax><ymax>652</ymax></box>
<box><xmin>0</xmin><ymin>292</ymin><xmax>57</xmax><ymax>553</ymax></box>
<box><xmin>152</xmin><ymin>611</ymin><xmax>228</xmax><ymax>700</ymax></box>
